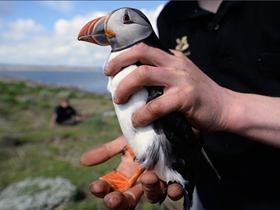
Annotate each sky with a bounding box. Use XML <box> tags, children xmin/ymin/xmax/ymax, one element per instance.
<box><xmin>0</xmin><ymin>1</ymin><xmax>168</xmax><ymax>68</ymax></box>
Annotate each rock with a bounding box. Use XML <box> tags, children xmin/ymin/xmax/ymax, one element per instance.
<box><xmin>0</xmin><ymin>176</ymin><xmax>77</xmax><ymax>210</ymax></box>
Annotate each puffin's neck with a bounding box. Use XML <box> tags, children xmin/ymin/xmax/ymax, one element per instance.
<box><xmin>110</xmin><ymin>31</ymin><xmax>168</xmax><ymax>53</ymax></box>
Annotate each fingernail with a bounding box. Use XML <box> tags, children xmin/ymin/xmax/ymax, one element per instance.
<box><xmin>113</xmin><ymin>94</ymin><xmax>119</xmax><ymax>104</ymax></box>
<box><xmin>104</xmin><ymin>63</ymin><xmax>109</xmax><ymax>74</ymax></box>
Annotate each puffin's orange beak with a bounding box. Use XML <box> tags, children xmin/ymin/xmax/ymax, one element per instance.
<box><xmin>78</xmin><ymin>15</ymin><xmax>110</xmax><ymax>46</ymax></box>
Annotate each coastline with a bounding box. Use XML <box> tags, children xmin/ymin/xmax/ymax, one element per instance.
<box><xmin>0</xmin><ymin>64</ymin><xmax>102</xmax><ymax>72</ymax></box>
<box><xmin>0</xmin><ymin>69</ymin><xmax>109</xmax><ymax>94</ymax></box>
<box><xmin>0</xmin><ymin>74</ymin><xmax>108</xmax><ymax>95</ymax></box>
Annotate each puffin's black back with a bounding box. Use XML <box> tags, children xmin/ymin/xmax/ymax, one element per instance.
<box><xmin>131</xmin><ymin>13</ymin><xmax>219</xmax><ymax>209</ymax></box>
<box><xmin>142</xmin><ymin>32</ymin><xmax>212</xmax><ymax>178</ymax></box>
<box><xmin>140</xmin><ymin>30</ymin><xmax>219</xmax><ymax>209</ymax></box>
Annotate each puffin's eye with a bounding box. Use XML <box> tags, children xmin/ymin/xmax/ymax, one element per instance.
<box><xmin>123</xmin><ymin>13</ymin><xmax>131</xmax><ymax>23</ymax></box>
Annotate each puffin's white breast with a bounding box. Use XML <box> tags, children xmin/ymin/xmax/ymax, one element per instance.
<box><xmin>106</xmin><ymin>50</ymin><xmax>156</xmax><ymax>156</ymax></box>
<box><xmin>105</xmin><ymin>50</ymin><xmax>186</xmax><ymax>185</ymax></box>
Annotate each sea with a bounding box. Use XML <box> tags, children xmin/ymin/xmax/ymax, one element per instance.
<box><xmin>0</xmin><ymin>70</ymin><xmax>109</xmax><ymax>94</ymax></box>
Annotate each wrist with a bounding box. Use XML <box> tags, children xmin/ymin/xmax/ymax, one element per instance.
<box><xmin>214</xmin><ymin>88</ymin><xmax>242</xmax><ymax>133</ymax></box>
<box><xmin>221</xmin><ymin>89</ymin><xmax>244</xmax><ymax>133</ymax></box>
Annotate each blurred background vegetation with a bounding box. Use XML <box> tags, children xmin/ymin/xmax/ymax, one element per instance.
<box><xmin>0</xmin><ymin>76</ymin><xmax>183</xmax><ymax>210</ymax></box>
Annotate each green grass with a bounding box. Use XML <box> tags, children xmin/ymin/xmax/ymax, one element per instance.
<box><xmin>0</xmin><ymin>76</ymin><xmax>172</xmax><ymax>210</ymax></box>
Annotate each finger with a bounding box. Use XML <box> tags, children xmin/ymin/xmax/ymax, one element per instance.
<box><xmin>105</xmin><ymin>43</ymin><xmax>174</xmax><ymax>76</ymax></box>
<box><xmin>140</xmin><ymin>171</ymin><xmax>166</xmax><ymax>204</ymax></box>
<box><xmin>140</xmin><ymin>172</ymin><xmax>184</xmax><ymax>202</ymax></box>
<box><xmin>89</xmin><ymin>180</ymin><xmax>113</xmax><ymax>198</ymax></box>
<box><xmin>113</xmin><ymin>65</ymin><xmax>180</xmax><ymax>104</ymax></box>
<box><xmin>167</xmin><ymin>183</ymin><xmax>184</xmax><ymax>201</ymax></box>
<box><xmin>132</xmin><ymin>89</ymin><xmax>187</xmax><ymax>127</ymax></box>
<box><xmin>103</xmin><ymin>183</ymin><xmax>143</xmax><ymax>210</ymax></box>
<box><xmin>80</xmin><ymin>135</ymin><xmax>127</xmax><ymax>166</ymax></box>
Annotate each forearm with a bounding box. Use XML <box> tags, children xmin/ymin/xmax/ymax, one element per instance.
<box><xmin>223</xmin><ymin>89</ymin><xmax>280</xmax><ymax>148</ymax></box>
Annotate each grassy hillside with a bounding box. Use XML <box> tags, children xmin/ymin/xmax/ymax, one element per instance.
<box><xmin>0</xmin><ymin>76</ymin><xmax>172</xmax><ymax>210</ymax></box>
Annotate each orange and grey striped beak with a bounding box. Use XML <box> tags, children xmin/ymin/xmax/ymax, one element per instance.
<box><xmin>78</xmin><ymin>15</ymin><xmax>113</xmax><ymax>46</ymax></box>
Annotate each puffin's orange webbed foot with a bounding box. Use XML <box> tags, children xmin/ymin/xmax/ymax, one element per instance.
<box><xmin>99</xmin><ymin>145</ymin><xmax>145</xmax><ymax>192</ymax></box>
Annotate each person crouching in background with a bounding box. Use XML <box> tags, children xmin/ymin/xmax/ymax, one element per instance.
<box><xmin>49</xmin><ymin>98</ymin><xmax>82</xmax><ymax>127</ymax></box>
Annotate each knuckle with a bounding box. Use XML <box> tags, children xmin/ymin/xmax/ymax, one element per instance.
<box><xmin>132</xmin><ymin>43</ymin><xmax>152</xmax><ymax>61</ymax></box>
<box><xmin>175</xmin><ymin>60</ymin><xmax>189</xmax><ymax>73</ymax></box>
<box><xmin>147</xmin><ymin>101</ymin><xmax>162</xmax><ymax>118</ymax></box>
<box><xmin>177</xmin><ymin>50</ymin><xmax>186</xmax><ymax>59</ymax></box>
<box><xmin>139</xmin><ymin>65</ymin><xmax>151</xmax><ymax>76</ymax></box>
<box><xmin>133</xmin><ymin>110</ymin><xmax>147</xmax><ymax>125</ymax></box>
<box><xmin>134</xmin><ymin>65</ymin><xmax>151</xmax><ymax>83</ymax></box>
<box><xmin>171</xmin><ymin>49</ymin><xmax>185</xmax><ymax>59</ymax></box>
<box><xmin>133</xmin><ymin>42</ymin><xmax>149</xmax><ymax>52</ymax></box>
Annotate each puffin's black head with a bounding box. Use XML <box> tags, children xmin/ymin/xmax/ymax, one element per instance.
<box><xmin>78</xmin><ymin>7</ymin><xmax>154</xmax><ymax>52</ymax></box>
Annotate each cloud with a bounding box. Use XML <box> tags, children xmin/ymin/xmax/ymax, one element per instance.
<box><xmin>2</xmin><ymin>19</ymin><xmax>44</xmax><ymax>40</ymax></box>
<box><xmin>0</xmin><ymin>11</ymin><xmax>110</xmax><ymax>67</ymax></box>
<box><xmin>0</xmin><ymin>18</ymin><xmax>46</xmax><ymax>63</ymax></box>
<box><xmin>0</xmin><ymin>5</ymin><xmax>164</xmax><ymax>67</ymax></box>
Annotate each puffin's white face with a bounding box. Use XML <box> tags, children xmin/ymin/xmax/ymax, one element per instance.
<box><xmin>105</xmin><ymin>8</ymin><xmax>153</xmax><ymax>51</ymax></box>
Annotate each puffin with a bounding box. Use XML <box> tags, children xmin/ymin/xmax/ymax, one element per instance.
<box><xmin>78</xmin><ymin>7</ymin><xmax>220</xmax><ymax>210</ymax></box>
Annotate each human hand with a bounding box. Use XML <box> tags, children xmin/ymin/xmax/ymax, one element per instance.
<box><xmin>104</xmin><ymin>43</ymin><xmax>231</xmax><ymax>132</ymax></box>
<box><xmin>80</xmin><ymin>135</ymin><xmax>184</xmax><ymax>210</ymax></box>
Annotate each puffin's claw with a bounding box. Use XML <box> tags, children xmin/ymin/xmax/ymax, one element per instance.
<box><xmin>99</xmin><ymin>145</ymin><xmax>145</xmax><ymax>192</ymax></box>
